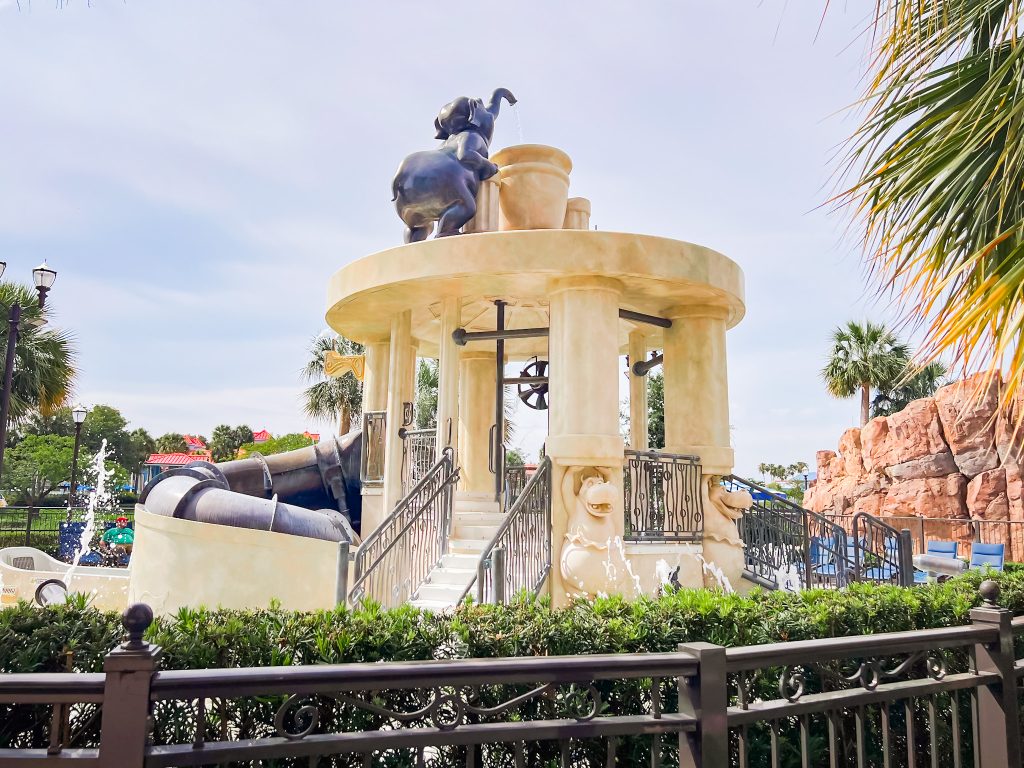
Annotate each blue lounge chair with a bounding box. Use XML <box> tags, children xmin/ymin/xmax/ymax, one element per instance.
<box><xmin>864</xmin><ymin>537</ymin><xmax>901</xmax><ymax>581</ymax></box>
<box><xmin>970</xmin><ymin>542</ymin><xmax>1005</xmax><ymax>572</ymax></box>
<box><xmin>914</xmin><ymin>540</ymin><xmax>958</xmax><ymax>583</ymax></box>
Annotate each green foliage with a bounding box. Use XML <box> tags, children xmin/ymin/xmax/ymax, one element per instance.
<box><xmin>154</xmin><ymin>432</ymin><xmax>187</xmax><ymax>454</ymax></box>
<box><xmin>755</xmin><ymin>461</ymin><xmax>809</xmax><ymax>503</ymax></box>
<box><xmin>209</xmin><ymin>424</ymin><xmax>254</xmax><ymax>462</ymax></box>
<box><xmin>1</xmin><ymin>434</ymin><xmax>74</xmax><ymax>505</ymax></box>
<box><xmin>0</xmin><ymin>282</ymin><xmax>76</xmax><ymax>424</ymax></box>
<box><xmin>823</xmin><ymin>321</ymin><xmax>910</xmax><ymax>426</ymax></box>
<box><xmin>872</xmin><ymin>361</ymin><xmax>948</xmax><ymax>419</ymax></box>
<box><xmin>415</xmin><ymin>358</ymin><xmax>438</xmax><ymax>429</ymax></box>
<box><xmin>19</xmin><ymin>404</ymin><xmax>155</xmax><ymax>474</ymax></box>
<box><xmin>238</xmin><ymin>433</ymin><xmax>316</xmax><ymax>458</ymax></box>
<box><xmin>505</xmin><ymin>447</ymin><xmax>526</xmax><ymax>466</ymax></box>
<box><xmin>0</xmin><ymin>571</ymin><xmax>1019</xmax><ymax>763</ymax></box>
<box><xmin>647</xmin><ymin>371</ymin><xmax>664</xmax><ymax>449</ymax></box>
<box><xmin>302</xmin><ymin>333</ymin><xmax>363</xmax><ymax>435</ymax></box>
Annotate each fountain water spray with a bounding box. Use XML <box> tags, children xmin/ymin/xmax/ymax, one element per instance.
<box><xmin>64</xmin><ymin>440</ymin><xmax>116</xmax><ymax>593</ymax></box>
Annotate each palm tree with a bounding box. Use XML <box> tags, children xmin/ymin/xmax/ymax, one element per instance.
<box><xmin>822</xmin><ymin>321</ymin><xmax>910</xmax><ymax>426</ymax></box>
<box><xmin>842</xmin><ymin>1</ymin><xmax>1024</xmax><ymax>405</ymax></box>
<box><xmin>0</xmin><ymin>282</ymin><xmax>76</xmax><ymax>424</ymax></box>
<box><xmin>872</xmin><ymin>360</ymin><xmax>948</xmax><ymax>419</ymax></box>
<box><xmin>302</xmin><ymin>333</ymin><xmax>363</xmax><ymax>435</ymax></box>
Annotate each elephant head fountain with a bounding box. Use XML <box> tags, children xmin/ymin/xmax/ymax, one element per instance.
<box><xmin>391</xmin><ymin>88</ymin><xmax>516</xmax><ymax>243</ymax></box>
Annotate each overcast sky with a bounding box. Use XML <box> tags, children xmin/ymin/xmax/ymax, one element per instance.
<box><xmin>0</xmin><ymin>1</ymin><xmax>896</xmax><ymax>476</ymax></box>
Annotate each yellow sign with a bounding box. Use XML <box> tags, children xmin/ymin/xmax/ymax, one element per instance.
<box><xmin>325</xmin><ymin>352</ymin><xmax>365</xmax><ymax>381</ymax></box>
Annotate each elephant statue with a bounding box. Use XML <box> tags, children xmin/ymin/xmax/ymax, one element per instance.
<box><xmin>391</xmin><ymin>88</ymin><xmax>516</xmax><ymax>243</ymax></box>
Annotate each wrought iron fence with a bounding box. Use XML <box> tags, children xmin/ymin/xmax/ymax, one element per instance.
<box><xmin>622</xmin><ymin>449</ymin><xmax>703</xmax><ymax>541</ymax></box>
<box><xmin>3</xmin><ymin>581</ymin><xmax>1023</xmax><ymax>766</ymax></box>
<box><xmin>400</xmin><ymin>427</ymin><xmax>437</xmax><ymax>495</ymax></box>
<box><xmin>463</xmin><ymin>457</ymin><xmax>552</xmax><ymax>605</ymax></box>
<box><xmin>727</xmin><ymin>476</ymin><xmax>808</xmax><ymax>589</ymax></box>
<box><xmin>0</xmin><ymin>507</ymin><xmax>135</xmax><ymax>560</ymax></box>
<box><xmin>349</xmin><ymin>447</ymin><xmax>458</xmax><ymax>608</ymax></box>
<box><xmin>359</xmin><ymin>410</ymin><xmax>386</xmax><ymax>485</ymax></box>
<box><xmin>503</xmin><ymin>463</ymin><xmax>528</xmax><ymax>509</ymax></box>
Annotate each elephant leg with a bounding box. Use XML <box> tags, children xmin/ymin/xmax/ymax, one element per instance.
<box><xmin>405</xmin><ymin>224</ymin><xmax>432</xmax><ymax>244</ymax></box>
<box><xmin>436</xmin><ymin>187</ymin><xmax>476</xmax><ymax>238</ymax></box>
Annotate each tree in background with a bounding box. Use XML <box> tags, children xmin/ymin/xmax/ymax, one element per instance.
<box><xmin>647</xmin><ymin>372</ymin><xmax>664</xmax><ymax>449</ymax></box>
<box><xmin>871</xmin><ymin>361</ymin><xmax>948</xmax><ymax>419</ymax></box>
<box><xmin>2</xmin><ymin>434</ymin><xmax>74</xmax><ymax>506</ymax></box>
<box><xmin>415</xmin><ymin>359</ymin><xmax>439</xmax><ymax>429</ymax></box>
<box><xmin>822</xmin><ymin>321</ymin><xmax>910</xmax><ymax>426</ymax></box>
<box><xmin>237</xmin><ymin>433</ymin><xmax>316</xmax><ymax>458</ymax></box>
<box><xmin>754</xmin><ymin>460</ymin><xmax>809</xmax><ymax>504</ymax></box>
<box><xmin>843</xmin><ymin>1</ymin><xmax>1024</xmax><ymax>410</ymax></box>
<box><xmin>0</xmin><ymin>282</ymin><xmax>76</xmax><ymax>425</ymax></box>
<box><xmin>155</xmin><ymin>433</ymin><xmax>188</xmax><ymax>454</ymax></box>
<box><xmin>209</xmin><ymin>424</ymin><xmax>254</xmax><ymax>462</ymax></box>
<box><xmin>302</xmin><ymin>334</ymin><xmax>363</xmax><ymax>435</ymax></box>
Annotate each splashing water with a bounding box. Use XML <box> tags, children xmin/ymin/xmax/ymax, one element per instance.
<box><xmin>511</xmin><ymin>102</ymin><xmax>523</xmax><ymax>143</ymax></box>
<box><xmin>64</xmin><ymin>440</ymin><xmax>116</xmax><ymax>591</ymax></box>
<box><xmin>775</xmin><ymin>564</ymin><xmax>803</xmax><ymax>593</ymax></box>
<box><xmin>693</xmin><ymin>551</ymin><xmax>735</xmax><ymax>594</ymax></box>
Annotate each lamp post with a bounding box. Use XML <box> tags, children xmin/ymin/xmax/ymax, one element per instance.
<box><xmin>0</xmin><ymin>261</ymin><xmax>58</xmax><ymax>483</ymax></box>
<box><xmin>69</xmin><ymin>403</ymin><xmax>88</xmax><ymax>510</ymax></box>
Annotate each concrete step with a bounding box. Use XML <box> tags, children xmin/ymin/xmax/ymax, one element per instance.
<box><xmin>454</xmin><ymin>498</ymin><xmax>501</xmax><ymax>514</ymax></box>
<box><xmin>452</xmin><ymin>524</ymin><xmax>501</xmax><ymax>541</ymax></box>
<box><xmin>428</xmin><ymin>567</ymin><xmax>477</xmax><ymax>585</ymax></box>
<box><xmin>440</xmin><ymin>552</ymin><xmax>479</xmax><ymax>570</ymax></box>
<box><xmin>449</xmin><ymin>538</ymin><xmax>488</xmax><ymax>553</ymax></box>
<box><xmin>451</xmin><ymin>511</ymin><xmax>506</xmax><ymax>527</ymax></box>
<box><xmin>415</xmin><ymin>582</ymin><xmax>469</xmax><ymax>603</ymax></box>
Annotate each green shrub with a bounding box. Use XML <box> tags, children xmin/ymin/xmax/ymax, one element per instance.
<box><xmin>0</xmin><ymin>570</ymin><xmax>1018</xmax><ymax>765</ymax></box>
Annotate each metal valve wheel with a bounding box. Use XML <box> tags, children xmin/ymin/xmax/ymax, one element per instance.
<box><xmin>517</xmin><ymin>357</ymin><xmax>549</xmax><ymax>410</ymax></box>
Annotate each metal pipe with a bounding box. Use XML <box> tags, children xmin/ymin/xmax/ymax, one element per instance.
<box><xmin>504</xmin><ymin>376</ymin><xmax>548</xmax><ymax>386</ymax></box>
<box><xmin>335</xmin><ymin>541</ymin><xmax>350</xmax><ymax>605</ymax></box>
<box><xmin>452</xmin><ymin>326</ymin><xmax>548</xmax><ymax>345</ymax></box>
<box><xmin>492</xmin><ymin>546</ymin><xmax>507</xmax><ymax>605</ymax></box>
<box><xmin>632</xmin><ymin>352</ymin><xmax>664</xmax><ymax>376</ymax></box>
<box><xmin>618</xmin><ymin>308</ymin><xmax>672</xmax><ymax>328</ymax></box>
<box><xmin>494</xmin><ymin>300</ymin><xmax>505</xmax><ymax>503</ymax></box>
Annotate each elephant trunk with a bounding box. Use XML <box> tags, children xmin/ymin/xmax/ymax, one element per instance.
<box><xmin>486</xmin><ymin>88</ymin><xmax>517</xmax><ymax>118</ymax></box>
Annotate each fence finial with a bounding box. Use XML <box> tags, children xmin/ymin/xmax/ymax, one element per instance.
<box><xmin>979</xmin><ymin>579</ymin><xmax>1000</xmax><ymax>608</ymax></box>
<box><xmin>121</xmin><ymin>603</ymin><xmax>154</xmax><ymax>650</ymax></box>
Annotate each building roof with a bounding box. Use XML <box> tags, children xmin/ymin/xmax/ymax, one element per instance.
<box><xmin>252</xmin><ymin>429</ymin><xmax>272</xmax><ymax>442</ymax></box>
<box><xmin>303</xmin><ymin>431</ymin><xmax>320</xmax><ymax>442</ymax></box>
<box><xmin>144</xmin><ymin>452</ymin><xmax>201</xmax><ymax>467</ymax></box>
<box><xmin>183</xmin><ymin>434</ymin><xmax>207</xmax><ymax>450</ymax></box>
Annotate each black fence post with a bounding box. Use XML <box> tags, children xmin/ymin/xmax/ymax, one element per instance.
<box><xmin>678</xmin><ymin>641</ymin><xmax>728</xmax><ymax>768</ymax></box>
<box><xmin>969</xmin><ymin>581</ymin><xmax>1021</xmax><ymax>768</ymax></box>
<box><xmin>97</xmin><ymin>604</ymin><xmax>161</xmax><ymax>768</ymax></box>
<box><xmin>898</xmin><ymin>528</ymin><xmax>914</xmax><ymax>587</ymax></box>
<box><xmin>24</xmin><ymin>507</ymin><xmax>32</xmax><ymax>547</ymax></box>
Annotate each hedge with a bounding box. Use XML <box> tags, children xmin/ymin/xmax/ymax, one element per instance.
<box><xmin>1</xmin><ymin>570</ymin><xmax>1021</xmax><ymax>766</ymax></box>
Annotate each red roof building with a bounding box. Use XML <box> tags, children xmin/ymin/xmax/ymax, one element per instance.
<box><xmin>183</xmin><ymin>434</ymin><xmax>207</xmax><ymax>450</ymax></box>
<box><xmin>252</xmin><ymin>429</ymin><xmax>272</xmax><ymax>443</ymax></box>
<box><xmin>303</xmin><ymin>431</ymin><xmax>320</xmax><ymax>443</ymax></box>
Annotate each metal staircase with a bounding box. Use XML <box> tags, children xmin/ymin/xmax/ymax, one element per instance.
<box><xmin>725</xmin><ymin>475</ymin><xmax>914</xmax><ymax>590</ymax></box>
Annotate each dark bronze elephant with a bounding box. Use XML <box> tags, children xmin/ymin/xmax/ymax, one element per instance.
<box><xmin>391</xmin><ymin>88</ymin><xmax>516</xmax><ymax>243</ymax></box>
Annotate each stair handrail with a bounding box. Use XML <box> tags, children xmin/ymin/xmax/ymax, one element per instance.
<box><xmin>350</xmin><ymin>447</ymin><xmax>458</xmax><ymax>607</ymax></box>
<box><xmin>459</xmin><ymin>456</ymin><xmax>552</xmax><ymax>605</ymax></box>
<box><xmin>724</xmin><ymin>475</ymin><xmax>849</xmax><ymax>590</ymax></box>
<box><xmin>851</xmin><ymin>511</ymin><xmax>914</xmax><ymax>587</ymax></box>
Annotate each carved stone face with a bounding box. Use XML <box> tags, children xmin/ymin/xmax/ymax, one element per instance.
<box><xmin>579</xmin><ymin>475</ymin><xmax>617</xmax><ymax>518</ymax></box>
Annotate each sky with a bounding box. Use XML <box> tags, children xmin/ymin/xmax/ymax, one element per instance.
<box><xmin>0</xmin><ymin>0</ymin><xmax>900</xmax><ymax>477</ymax></box>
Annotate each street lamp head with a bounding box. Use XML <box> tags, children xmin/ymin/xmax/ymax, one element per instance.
<box><xmin>32</xmin><ymin>261</ymin><xmax>56</xmax><ymax>308</ymax></box>
<box><xmin>72</xmin><ymin>403</ymin><xmax>88</xmax><ymax>425</ymax></box>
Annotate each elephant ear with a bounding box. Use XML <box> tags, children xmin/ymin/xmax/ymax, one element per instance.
<box><xmin>434</xmin><ymin>116</ymin><xmax>450</xmax><ymax>140</ymax></box>
<box><xmin>467</xmin><ymin>100</ymin><xmax>483</xmax><ymax>129</ymax></box>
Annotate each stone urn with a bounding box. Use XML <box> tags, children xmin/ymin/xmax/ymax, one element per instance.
<box><xmin>491</xmin><ymin>144</ymin><xmax>572</xmax><ymax>231</ymax></box>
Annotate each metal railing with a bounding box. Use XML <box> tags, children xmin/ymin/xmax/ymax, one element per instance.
<box><xmin>359</xmin><ymin>410</ymin><xmax>386</xmax><ymax>485</ymax></box>
<box><xmin>852</xmin><ymin>511</ymin><xmax>915</xmax><ymax>587</ymax></box>
<box><xmin>462</xmin><ymin>457</ymin><xmax>552</xmax><ymax>605</ymax></box>
<box><xmin>623</xmin><ymin>449</ymin><xmax>703</xmax><ymax>541</ymax></box>
<box><xmin>826</xmin><ymin>513</ymin><xmax>1024</xmax><ymax>561</ymax></box>
<box><xmin>503</xmin><ymin>463</ymin><xmax>528</xmax><ymax>509</ymax></box>
<box><xmin>400</xmin><ymin>426</ymin><xmax>437</xmax><ymax>495</ymax></box>
<box><xmin>4</xmin><ymin>581</ymin><xmax>1023</xmax><ymax>766</ymax></box>
<box><xmin>349</xmin><ymin>447</ymin><xmax>458</xmax><ymax>608</ymax></box>
<box><xmin>727</xmin><ymin>476</ymin><xmax>859</xmax><ymax>590</ymax></box>
<box><xmin>0</xmin><ymin>506</ymin><xmax>136</xmax><ymax>560</ymax></box>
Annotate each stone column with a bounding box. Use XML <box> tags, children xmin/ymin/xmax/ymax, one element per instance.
<box><xmin>383</xmin><ymin>311</ymin><xmax>412</xmax><ymax>515</ymax></box>
<box><xmin>628</xmin><ymin>331</ymin><xmax>648</xmax><ymax>451</ymax></box>
<box><xmin>362</xmin><ymin>341</ymin><xmax>390</xmax><ymax>412</ymax></box>
<box><xmin>546</xmin><ymin>276</ymin><xmax>625</xmax><ymax>607</ymax></box>
<box><xmin>359</xmin><ymin>340</ymin><xmax>391</xmax><ymax>537</ymax></box>
<box><xmin>458</xmin><ymin>350</ymin><xmax>496</xmax><ymax>495</ymax></box>
<box><xmin>662</xmin><ymin>304</ymin><xmax>732</xmax><ymax>474</ymax></box>
<box><xmin>436</xmin><ymin>298</ymin><xmax>461</xmax><ymax>454</ymax></box>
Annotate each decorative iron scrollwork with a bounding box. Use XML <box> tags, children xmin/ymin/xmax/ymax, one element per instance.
<box><xmin>274</xmin><ymin>695</ymin><xmax>320</xmax><ymax>741</ymax></box>
<box><xmin>778</xmin><ymin>668</ymin><xmax>806</xmax><ymax>702</ymax></box>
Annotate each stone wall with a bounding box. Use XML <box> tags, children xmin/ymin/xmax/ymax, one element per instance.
<box><xmin>804</xmin><ymin>373</ymin><xmax>1024</xmax><ymax>558</ymax></box>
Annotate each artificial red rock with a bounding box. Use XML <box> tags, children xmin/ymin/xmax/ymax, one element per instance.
<box><xmin>934</xmin><ymin>373</ymin><xmax>999</xmax><ymax>478</ymax></box>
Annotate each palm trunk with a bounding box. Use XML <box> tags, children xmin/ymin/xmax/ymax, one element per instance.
<box><xmin>860</xmin><ymin>383</ymin><xmax>870</xmax><ymax>426</ymax></box>
<box><xmin>338</xmin><ymin>404</ymin><xmax>351</xmax><ymax>436</ymax></box>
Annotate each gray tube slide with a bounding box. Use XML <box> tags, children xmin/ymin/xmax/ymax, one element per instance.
<box><xmin>139</xmin><ymin>436</ymin><xmax>361</xmax><ymax>543</ymax></box>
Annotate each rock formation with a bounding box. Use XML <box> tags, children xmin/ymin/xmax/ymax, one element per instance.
<box><xmin>804</xmin><ymin>373</ymin><xmax>1023</xmax><ymax>558</ymax></box>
